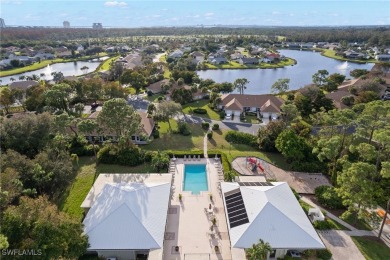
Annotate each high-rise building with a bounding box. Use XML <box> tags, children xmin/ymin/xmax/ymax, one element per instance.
<box><xmin>0</xmin><ymin>18</ymin><xmax>6</xmax><ymax>28</ymax></box>
<box><xmin>63</xmin><ymin>21</ymin><xmax>70</xmax><ymax>28</ymax></box>
<box><xmin>92</xmin><ymin>23</ymin><xmax>103</xmax><ymax>29</ymax></box>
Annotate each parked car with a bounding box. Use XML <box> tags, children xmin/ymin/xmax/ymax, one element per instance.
<box><xmin>225</xmin><ymin>113</ymin><xmax>231</xmax><ymax>120</ymax></box>
<box><xmin>287</xmin><ymin>250</ymin><xmax>302</xmax><ymax>258</ymax></box>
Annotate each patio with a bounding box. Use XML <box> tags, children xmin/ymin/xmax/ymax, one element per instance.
<box><xmin>163</xmin><ymin>158</ymin><xmax>232</xmax><ymax>260</ymax></box>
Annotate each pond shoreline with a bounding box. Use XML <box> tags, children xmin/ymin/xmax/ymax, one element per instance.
<box><xmin>200</xmin><ymin>58</ymin><xmax>297</xmax><ymax>71</ymax></box>
<box><xmin>0</xmin><ymin>53</ymin><xmax>110</xmax><ymax>77</ymax></box>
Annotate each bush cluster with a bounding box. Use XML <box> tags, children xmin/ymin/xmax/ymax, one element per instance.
<box><xmin>193</xmin><ymin>108</ymin><xmax>207</xmax><ymax>114</ymax></box>
<box><xmin>201</xmin><ymin>122</ymin><xmax>210</xmax><ymax>130</ymax></box>
<box><xmin>315</xmin><ymin>185</ymin><xmax>344</xmax><ymax>209</ymax></box>
<box><xmin>178</xmin><ymin>121</ymin><xmax>192</xmax><ymax>136</ymax></box>
<box><xmin>313</xmin><ymin>220</ymin><xmax>333</xmax><ymax>230</ymax></box>
<box><xmin>207</xmin><ymin>131</ymin><xmax>213</xmax><ymax>139</ymax></box>
<box><xmin>69</xmin><ymin>136</ymin><xmax>96</xmax><ymax>156</ymax></box>
<box><xmin>225</xmin><ymin>131</ymin><xmax>257</xmax><ymax>147</ymax></box>
<box><xmin>212</xmin><ymin>123</ymin><xmax>219</xmax><ymax>130</ymax></box>
<box><xmin>219</xmin><ymin>110</ymin><xmax>226</xmax><ymax>119</ymax></box>
<box><xmin>97</xmin><ymin>144</ymin><xmax>143</xmax><ymax>166</ymax></box>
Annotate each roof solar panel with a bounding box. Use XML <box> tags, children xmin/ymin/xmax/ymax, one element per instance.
<box><xmin>237</xmin><ymin>182</ymin><xmax>274</xmax><ymax>187</ymax></box>
<box><xmin>224</xmin><ymin>189</ymin><xmax>249</xmax><ymax>229</ymax></box>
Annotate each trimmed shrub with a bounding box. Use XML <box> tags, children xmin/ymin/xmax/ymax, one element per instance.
<box><xmin>313</xmin><ymin>220</ymin><xmax>333</xmax><ymax>230</ymax></box>
<box><xmin>219</xmin><ymin>110</ymin><xmax>226</xmax><ymax>120</ymax></box>
<box><xmin>201</xmin><ymin>122</ymin><xmax>210</xmax><ymax>130</ymax></box>
<box><xmin>147</xmin><ymin>90</ymin><xmax>153</xmax><ymax>96</ymax></box>
<box><xmin>207</xmin><ymin>131</ymin><xmax>213</xmax><ymax>139</ymax></box>
<box><xmin>315</xmin><ymin>185</ymin><xmax>344</xmax><ymax>210</ymax></box>
<box><xmin>193</xmin><ymin>108</ymin><xmax>207</xmax><ymax>114</ymax></box>
<box><xmin>152</xmin><ymin>129</ymin><xmax>160</xmax><ymax>139</ymax></box>
<box><xmin>316</xmin><ymin>249</ymin><xmax>332</xmax><ymax>260</ymax></box>
<box><xmin>69</xmin><ymin>136</ymin><xmax>96</xmax><ymax>156</ymax></box>
<box><xmin>157</xmin><ymin>96</ymin><xmax>164</xmax><ymax>101</ymax></box>
<box><xmin>97</xmin><ymin>144</ymin><xmax>143</xmax><ymax>166</ymax></box>
<box><xmin>178</xmin><ymin>121</ymin><xmax>192</xmax><ymax>136</ymax></box>
<box><xmin>212</xmin><ymin>123</ymin><xmax>219</xmax><ymax>130</ymax></box>
<box><xmin>225</xmin><ymin>131</ymin><xmax>257</xmax><ymax>147</ymax></box>
<box><xmin>143</xmin><ymin>150</ymin><xmax>155</xmax><ymax>163</ymax></box>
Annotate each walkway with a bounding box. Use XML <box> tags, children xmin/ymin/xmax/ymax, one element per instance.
<box><xmin>203</xmin><ymin>131</ymin><xmax>208</xmax><ymax>158</ymax></box>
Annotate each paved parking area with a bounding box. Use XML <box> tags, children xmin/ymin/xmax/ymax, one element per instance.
<box><xmin>318</xmin><ymin>230</ymin><xmax>365</xmax><ymax>260</ymax></box>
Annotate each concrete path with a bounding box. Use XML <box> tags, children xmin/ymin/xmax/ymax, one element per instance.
<box><xmin>203</xmin><ymin>131</ymin><xmax>208</xmax><ymax>158</ymax></box>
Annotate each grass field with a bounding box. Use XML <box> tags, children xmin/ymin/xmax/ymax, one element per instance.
<box><xmin>182</xmin><ymin>100</ymin><xmax>221</xmax><ymax>120</ymax></box>
<box><xmin>341</xmin><ymin>213</ymin><xmax>373</xmax><ymax>230</ymax></box>
<box><xmin>59</xmin><ymin>156</ymin><xmax>156</xmax><ymax>220</ymax></box>
<box><xmin>319</xmin><ymin>49</ymin><xmax>377</xmax><ymax>64</ymax></box>
<box><xmin>98</xmin><ymin>55</ymin><xmax>119</xmax><ymax>71</ymax></box>
<box><xmin>352</xmin><ymin>236</ymin><xmax>390</xmax><ymax>260</ymax></box>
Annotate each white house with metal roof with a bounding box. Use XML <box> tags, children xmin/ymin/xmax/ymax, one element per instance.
<box><xmin>220</xmin><ymin>181</ymin><xmax>325</xmax><ymax>259</ymax></box>
<box><xmin>82</xmin><ymin>173</ymin><xmax>172</xmax><ymax>260</ymax></box>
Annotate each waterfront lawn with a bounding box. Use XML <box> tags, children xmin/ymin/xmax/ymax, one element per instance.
<box><xmin>204</xmin><ymin>58</ymin><xmax>295</xmax><ymax>70</ymax></box>
<box><xmin>319</xmin><ymin>49</ymin><xmax>377</xmax><ymax>64</ymax></box>
<box><xmin>182</xmin><ymin>99</ymin><xmax>221</xmax><ymax>120</ymax></box>
<box><xmin>0</xmin><ymin>59</ymin><xmax>63</xmax><ymax>77</ymax></box>
<box><xmin>352</xmin><ymin>236</ymin><xmax>390</xmax><ymax>260</ymax></box>
<box><xmin>98</xmin><ymin>55</ymin><xmax>119</xmax><ymax>71</ymax></box>
<box><xmin>60</xmin><ymin>156</ymin><xmax>156</xmax><ymax>220</ymax></box>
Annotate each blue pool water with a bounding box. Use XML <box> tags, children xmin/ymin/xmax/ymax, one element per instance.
<box><xmin>183</xmin><ymin>164</ymin><xmax>208</xmax><ymax>195</ymax></box>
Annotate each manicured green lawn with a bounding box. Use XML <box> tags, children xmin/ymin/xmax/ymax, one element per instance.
<box><xmin>341</xmin><ymin>213</ymin><xmax>373</xmax><ymax>230</ymax></box>
<box><xmin>352</xmin><ymin>236</ymin><xmax>390</xmax><ymax>260</ymax></box>
<box><xmin>60</xmin><ymin>156</ymin><xmax>157</xmax><ymax>220</ymax></box>
<box><xmin>241</xmin><ymin>115</ymin><xmax>259</xmax><ymax>124</ymax></box>
<box><xmin>98</xmin><ymin>55</ymin><xmax>119</xmax><ymax>71</ymax></box>
<box><xmin>145</xmin><ymin>94</ymin><xmax>166</xmax><ymax>102</ymax></box>
<box><xmin>325</xmin><ymin>218</ymin><xmax>350</xmax><ymax>230</ymax></box>
<box><xmin>319</xmin><ymin>49</ymin><xmax>377</xmax><ymax>64</ymax></box>
<box><xmin>0</xmin><ymin>59</ymin><xmax>64</xmax><ymax>77</ymax></box>
<box><xmin>182</xmin><ymin>100</ymin><xmax>221</xmax><ymax>120</ymax></box>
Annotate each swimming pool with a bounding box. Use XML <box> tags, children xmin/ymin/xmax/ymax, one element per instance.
<box><xmin>183</xmin><ymin>164</ymin><xmax>208</xmax><ymax>195</ymax></box>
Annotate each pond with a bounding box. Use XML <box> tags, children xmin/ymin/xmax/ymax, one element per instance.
<box><xmin>197</xmin><ymin>50</ymin><xmax>374</xmax><ymax>94</ymax></box>
<box><xmin>0</xmin><ymin>57</ymin><xmax>109</xmax><ymax>85</ymax></box>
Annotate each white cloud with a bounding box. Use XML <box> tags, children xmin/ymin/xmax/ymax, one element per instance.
<box><xmin>272</xmin><ymin>11</ymin><xmax>281</xmax><ymax>15</ymax></box>
<box><xmin>104</xmin><ymin>1</ymin><xmax>127</xmax><ymax>7</ymax></box>
<box><xmin>204</xmin><ymin>12</ymin><xmax>214</xmax><ymax>17</ymax></box>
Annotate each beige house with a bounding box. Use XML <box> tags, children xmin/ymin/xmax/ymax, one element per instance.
<box><xmin>219</xmin><ymin>93</ymin><xmax>284</xmax><ymax>119</ymax></box>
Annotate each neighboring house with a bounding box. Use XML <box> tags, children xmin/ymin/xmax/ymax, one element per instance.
<box><xmin>265</xmin><ymin>53</ymin><xmax>281</xmax><ymax>63</ymax></box>
<box><xmin>343</xmin><ymin>50</ymin><xmax>369</xmax><ymax>60</ymax></box>
<box><xmin>286</xmin><ymin>42</ymin><xmax>301</xmax><ymax>49</ymax></box>
<box><xmin>34</xmin><ymin>52</ymin><xmax>55</xmax><ymax>60</ymax></box>
<box><xmin>7</xmin><ymin>54</ymin><xmax>36</xmax><ymax>65</ymax></box>
<box><xmin>238</xmin><ymin>57</ymin><xmax>259</xmax><ymax>65</ymax></box>
<box><xmin>9</xmin><ymin>80</ymin><xmax>39</xmax><ymax>100</ymax></box>
<box><xmin>77</xmin><ymin>45</ymin><xmax>84</xmax><ymax>52</ymax></box>
<box><xmin>190</xmin><ymin>51</ymin><xmax>205</xmax><ymax>62</ymax></box>
<box><xmin>375</xmin><ymin>54</ymin><xmax>390</xmax><ymax>61</ymax></box>
<box><xmin>81</xmin><ymin>111</ymin><xmax>155</xmax><ymax>145</ymax></box>
<box><xmin>208</xmin><ymin>56</ymin><xmax>228</xmax><ymax>65</ymax></box>
<box><xmin>167</xmin><ymin>84</ymin><xmax>207</xmax><ymax>101</ymax></box>
<box><xmin>325</xmin><ymin>90</ymin><xmax>352</xmax><ymax>109</ymax></box>
<box><xmin>146</xmin><ymin>79</ymin><xmax>169</xmax><ymax>94</ymax></box>
<box><xmin>219</xmin><ymin>93</ymin><xmax>284</xmax><ymax>119</ymax></box>
<box><xmin>230</xmin><ymin>52</ymin><xmax>244</xmax><ymax>60</ymax></box>
<box><xmin>81</xmin><ymin>173</ymin><xmax>172</xmax><ymax>260</ymax></box>
<box><xmin>123</xmin><ymin>52</ymin><xmax>143</xmax><ymax>69</ymax></box>
<box><xmin>301</xmin><ymin>42</ymin><xmax>314</xmax><ymax>49</ymax></box>
<box><xmin>56</xmin><ymin>50</ymin><xmax>73</xmax><ymax>58</ymax></box>
<box><xmin>168</xmin><ymin>49</ymin><xmax>184</xmax><ymax>59</ymax></box>
<box><xmin>220</xmin><ymin>181</ymin><xmax>325</xmax><ymax>259</ymax></box>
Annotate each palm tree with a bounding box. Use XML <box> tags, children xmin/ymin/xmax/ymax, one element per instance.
<box><xmin>234</xmin><ymin>78</ymin><xmax>249</xmax><ymax>95</ymax></box>
<box><xmin>10</xmin><ymin>77</ymin><xmax>16</xmax><ymax>82</ymax></box>
<box><xmin>81</xmin><ymin>66</ymin><xmax>89</xmax><ymax>74</ymax></box>
<box><xmin>19</xmin><ymin>75</ymin><xmax>26</xmax><ymax>80</ymax></box>
<box><xmin>246</xmin><ymin>239</ymin><xmax>272</xmax><ymax>260</ymax></box>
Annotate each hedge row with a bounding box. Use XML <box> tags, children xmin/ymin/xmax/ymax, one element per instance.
<box><xmin>193</xmin><ymin>108</ymin><xmax>207</xmax><ymax>114</ymax></box>
<box><xmin>225</xmin><ymin>131</ymin><xmax>257</xmax><ymax>147</ymax></box>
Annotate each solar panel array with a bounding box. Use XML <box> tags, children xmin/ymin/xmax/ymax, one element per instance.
<box><xmin>237</xmin><ymin>182</ymin><xmax>274</xmax><ymax>187</ymax></box>
<box><xmin>224</xmin><ymin>188</ymin><xmax>249</xmax><ymax>228</ymax></box>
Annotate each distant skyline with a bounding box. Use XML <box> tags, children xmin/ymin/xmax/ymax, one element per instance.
<box><xmin>2</xmin><ymin>0</ymin><xmax>389</xmax><ymax>27</ymax></box>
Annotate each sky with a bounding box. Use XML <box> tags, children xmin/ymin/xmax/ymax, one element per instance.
<box><xmin>1</xmin><ymin>0</ymin><xmax>389</xmax><ymax>27</ymax></box>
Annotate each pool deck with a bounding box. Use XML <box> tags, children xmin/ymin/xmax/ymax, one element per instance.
<box><xmin>163</xmin><ymin>158</ymin><xmax>233</xmax><ymax>260</ymax></box>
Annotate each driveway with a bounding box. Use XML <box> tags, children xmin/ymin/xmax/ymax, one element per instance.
<box><xmin>128</xmin><ymin>95</ymin><xmax>150</xmax><ymax>111</ymax></box>
<box><xmin>318</xmin><ymin>230</ymin><xmax>365</xmax><ymax>260</ymax></box>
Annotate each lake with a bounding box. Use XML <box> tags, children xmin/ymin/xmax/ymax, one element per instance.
<box><xmin>197</xmin><ymin>50</ymin><xmax>374</xmax><ymax>94</ymax></box>
<box><xmin>0</xmin><ymin>57</ymin><xmax>109</xmax><ymax>85</ymax></box>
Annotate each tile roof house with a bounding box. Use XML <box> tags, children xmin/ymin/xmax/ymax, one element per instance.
<box><xmin>168</xmin><ymin>50</ymin><xmax>184</xmax><ymax>59</ymax></box>
<box><xmin>81</xmin><ymin>111</ymin><xmax>155</xmax><ymax>145</ymax></box>
<box><xmin>219</xmin><ymin>93</ymin><xmax>284</xmax><ymax>119</ymax></box>
<box><xmin>325</xmin><ymin>90</ymin><xmax>352</xmax><ymax>109</ymax></box>
<box><xmin>220</xmin><ymin>181</ymin><xmax>325</xmax><ymax>259</ymax></box>
<box><xmin>9</xmin><ymin>80</ymin><xmax>39</xmax><ymax>91</ymax></box>
<box><xmin>82</xmin><ymin>173</ymin><xmax>172</xmax><ymax>260</ymax></box>
<box><xmin>238</xmin><ymin>57</ymin><xmax>259</xmax><ymax>65</ymax></box>
<box><xmin>146</xmin><ymin>79</ymin><xmax>170</xmax><ymax>94</ymax></box>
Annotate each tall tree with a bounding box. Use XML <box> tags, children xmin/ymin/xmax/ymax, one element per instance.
<box><xmin>336</xmin><ymin>162</ymin><xmax>379</xmax><ymax>223</ymax></box>
<box><xmin>97</xmin><ymin>98</ymin><xmax>141</xmax><ymax>140</ymax></box>
<box><xmin>313</xmin><ymin>136</ymin><xmax>342</xmax><ymax>183</ymax></box>
<box><xmin>234</xmin><ymin>78</ymin><xmax>249</xmax><ymax>95</ymax></box>
<box><xmin>44</xmin><ymin>83</ymin><xmax>72</xmax><ymax>112</ymax></box>
<box><xmin>276</xmin><ymin>129</ymin><xmax>310</xmax><ymax>162</ymax></box>
<box><xmin>280</xmin><ymin>103</ymin><xmax>299</xmax><ymax>125</ymax></box>
<box><xmin>0</xmin><ymin>87</ymin><xmax>14</xmax><ymax>114</ymax></box>
<box><xmin>77</xmin><ymin>119</ymin><xmax>101</xmax><ymax>159</ymax></box>
<box><xmin>271</xmin><ymin>78</ymin><xmax>290</xmax><ymax>95</ymax></box>
<box><xmin>2</xmin><ymin>196</ymin><xmax>88</xmax><ymax>259</ymax></box>
<box><xmin>312</xmin><ymin>69</ymin><xmax>329</xmax><ymax>87</ymax></box>
<box><xmin>155</xmin><ymin>101</ymin><xmax>182</xmax><ymax>131</ymax></box>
